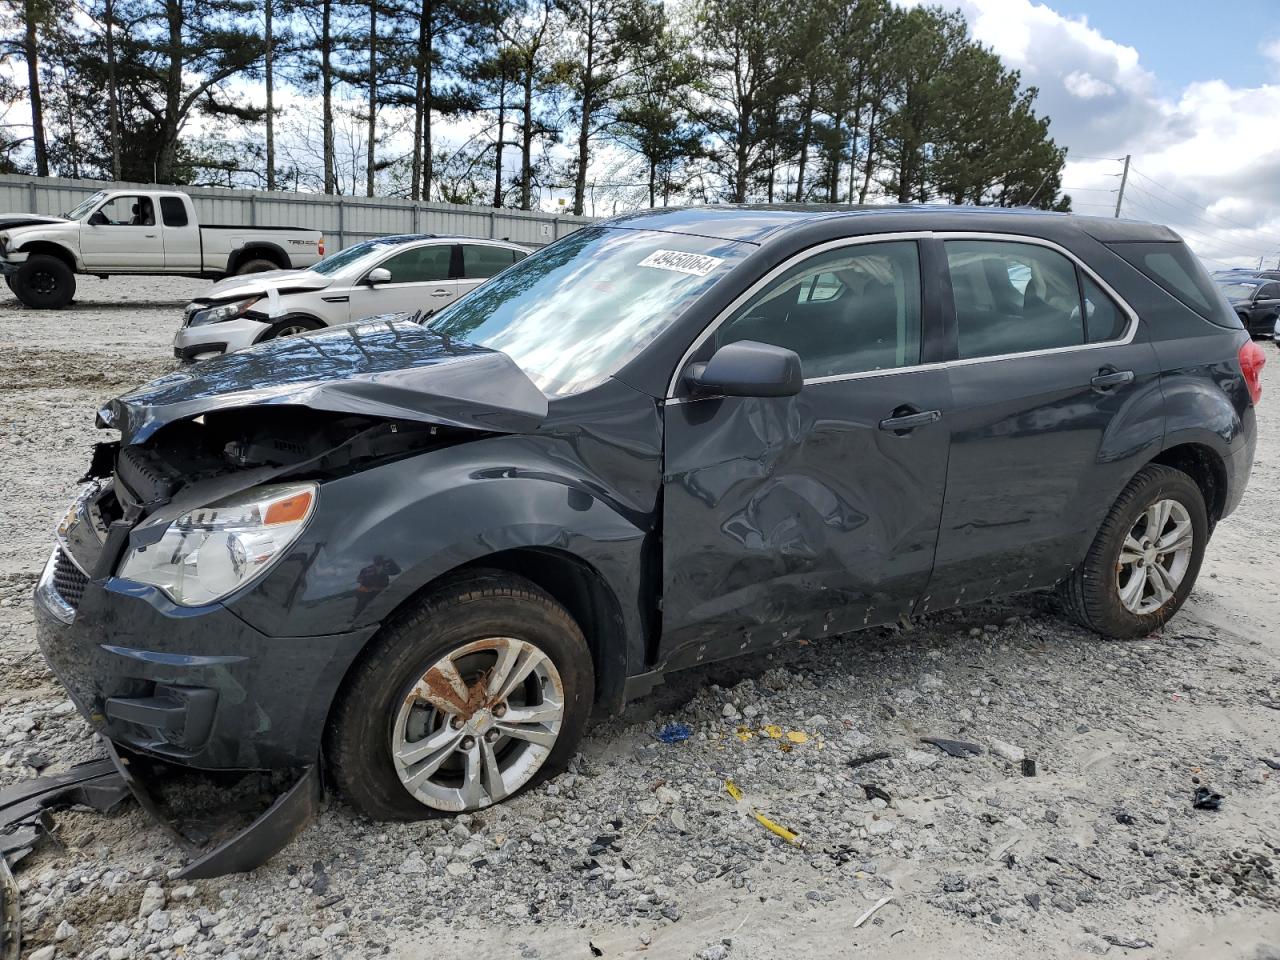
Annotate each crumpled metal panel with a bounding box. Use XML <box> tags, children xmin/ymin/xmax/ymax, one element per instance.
<box><xmin>98</xmin><ymin>319</ymin><xmax>549</xmax><ymax>444</ymax></box>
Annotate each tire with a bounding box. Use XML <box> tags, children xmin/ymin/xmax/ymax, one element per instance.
<box><xmin>1061</xmin><ymin>464</ymin><xmax>1208</xmax><ymax>639</ymax></box>
<box><xmin>260</xmin><ymin>316</ymin><xmax>324</xmax><ymax>340</ymax></box>
<box><xmin>235</xmin><ymin>257</ymin><xmax>279</xmax><ymax>275</ymax></box>
<box><xmin>13</xmin><ymin>254</ymin><xmax>75</xmax><ymax>309</ymax></box>
<box><xmin>326</xmin><ymin>570</ymin><xmax>594</xmax><ymax>820</ymax></box>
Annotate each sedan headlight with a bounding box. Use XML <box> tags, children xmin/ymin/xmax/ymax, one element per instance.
<box><xmin>118</xmin><ymin>483</ymin><xmax>316</xmax><ymax>606</ymax></box>
<box><xmin>188</xmin><ymin>296</ymin><xmax>262</xmax><ymax>327</ymax></box>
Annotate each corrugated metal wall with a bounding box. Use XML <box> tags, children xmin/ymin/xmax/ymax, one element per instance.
<box><xmin>0</xmin><ymin>175</ymin><xmax>594</xmax><ymax>249</ymax></box>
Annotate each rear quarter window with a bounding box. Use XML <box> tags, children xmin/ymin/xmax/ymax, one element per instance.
<box><xmin>1107</xmin><ymin>241</ymin><xmax>1241</xmax><ymax>329</ymax></box>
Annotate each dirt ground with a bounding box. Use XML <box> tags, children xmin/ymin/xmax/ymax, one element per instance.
<box><xmin>0</xmin><ymin>276</ymin><xmax>1278</xmax><ymax>960</ymax></box>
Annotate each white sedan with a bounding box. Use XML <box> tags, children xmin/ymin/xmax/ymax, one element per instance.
<box><xmin>174</xmin><ymin>234</ymin><xmax>531</xmax><ymax>361</ymax></box>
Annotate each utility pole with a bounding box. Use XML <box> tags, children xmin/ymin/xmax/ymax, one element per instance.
<box><xmin>1114</xmin><ymin>154</ymin><xmax>1131</xmax><ymax>218</ymax></box>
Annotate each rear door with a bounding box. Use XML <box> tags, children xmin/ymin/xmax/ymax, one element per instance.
<box><xmin>79</xmin><ymin>194</ymin><xmax>165</xmax><ymax>269</ymax></box>
<box><xmin>659</xmin><ymin>237</ymin><xmax>952</xmax><ymax>671</ymax></box>
<box><xmin>345</xmin><ymin>242</ymin><xmax>456</xmax><ymax>320</ymax></box>
<box><xmin>459</xmin><ymin>243</ymin><xmax>523</xmax><ymax>296</ymax></box>
<box><xmin>925</xmin><ymin>235</ymin><xmax>1163</xmax><ymax>605</ymax></box>
<box><xmin>1251</xmin><ymin>282</ymin><xmax>1280</xmax><ymax>335</ymax></box>
<box><xmin>159</xmin><ymin>196</ymin><xmax>201</xmax><ymax>271</ymax></box>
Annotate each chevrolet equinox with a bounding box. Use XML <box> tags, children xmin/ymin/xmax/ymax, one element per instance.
<box><xmin>35</xmin><ymin>206</ymin><xmax>1263</xmax><ymax>818</ymax></box>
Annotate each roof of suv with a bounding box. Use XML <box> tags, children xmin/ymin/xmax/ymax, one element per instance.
<box><xmin>606</xmin><ymin>204</ymin><xmax>1179</xmax><ymax>245</ymax></box>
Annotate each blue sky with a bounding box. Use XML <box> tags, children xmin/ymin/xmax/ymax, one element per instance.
<box><xmin>1054</xmin><ymin>0</ymin><xmax>1280</xmax><ymax>91</ymax></box>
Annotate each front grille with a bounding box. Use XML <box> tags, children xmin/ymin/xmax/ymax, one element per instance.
<box><xmin>51</xmin><ymin>548</ymin><xmax>88</xmax><ymax>610</ymax></box>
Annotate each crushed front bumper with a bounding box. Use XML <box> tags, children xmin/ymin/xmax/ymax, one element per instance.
<box><xmin>34</xmin><ymin>546</ymin><xmax>375</xmax><ymax>771</ymax></box>
<box><xmin>173</xmin><ymin>314</ymin><xmax>272</xmax><ymax>361</ymax></box>
<box><xmin>0</xmin><ymin>252</ymin><xmax>27</xmax><ymax>277</ymax></box>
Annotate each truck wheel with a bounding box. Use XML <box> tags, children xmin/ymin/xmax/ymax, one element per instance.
<box><xmin>13</xmin><ymin>254</ymin><xmax>75</xmax><ymax>309</ymax></box>
<box><xmin>235</xmin><ymin>257</ymin><xmax>279</xmax><ymax>275</ymax></box>
<box><xmin>1060</xmin><ymin>464</ymin><xmax>1207</xmax><ymax>639</ymax></box>
<box><xmin>326</xmin><ymin>571</ymin><xmax>594</xmax><ymax>820</ymax></box>
<box><xmin>261</xmin><ymin>317</ymin><xmax>323</xmax><ymax>341</ymax></box>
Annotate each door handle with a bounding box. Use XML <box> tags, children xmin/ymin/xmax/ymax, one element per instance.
<box><xmin>1090</xmin><ymin>368</ymin><xmax>1134</xmax><ymax>390</ymax></box>
<box><xmin>429</xmin><ymin>290</ymin><xmax>451</xmax><ymax>298</ymax></box>
<box><xmin>878</xmin><ymin>406</ymin><xmax>941</xmax><ymax>435</ymax></box>
<box><xmin>144</xmin><ymin>233</ymin><xmax>157</xmax><ymax>238</ymax></box>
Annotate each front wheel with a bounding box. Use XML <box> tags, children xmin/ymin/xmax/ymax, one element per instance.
<box><xmin>326</xmin><ymin>571</ymin><xmax>594</xmax><ymax>819</ymax></box>
<box><xmin>261</xmin><ymin>316</ymin><xmax>323</xmax><ymax>340</ymax></box>
<box><xmin>1061</xmin><ymin>464</ymin><xmax>1208</xmax><ymax>638</ymax></box>
<box><xmin>12</xmin><ymin>254</ymin><xmax>75</xmax><ymax>309</ymax></box>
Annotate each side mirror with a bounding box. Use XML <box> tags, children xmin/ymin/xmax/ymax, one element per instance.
<box><xmin>684</xmin><ymin>340</ymin><xmax>803</xmax><ymax>398</ymax></box>
<box><xmin>87</xmin><ymin>210</ymin><xmax>108</xmax><ymax>226</ymax></box>
<box><xmin>366</xmin><ymin>267</ymin><xmax>391</xmax><ymax>285</ymax></box>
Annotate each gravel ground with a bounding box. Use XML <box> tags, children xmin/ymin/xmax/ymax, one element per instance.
<box><xmin>1</xmin><ymin>278</ymin><xmax>1278</xmax><ymax>960</ymax></box>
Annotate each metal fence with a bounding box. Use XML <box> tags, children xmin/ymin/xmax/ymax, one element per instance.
<box><xmin>0</xmin><ymin>174</ymin><xmax>594</xmax><ymax>249</ymax></box>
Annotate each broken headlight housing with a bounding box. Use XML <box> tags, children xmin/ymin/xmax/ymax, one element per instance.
<box><xmin>188</xmin><ymin>296</ymin><xmax>261</xmax><ymax>327</ymax></box>
<box><xmin>118</xmin><ymin>483</ymin><xmax>317</xmax><ymax>606</ymax></box>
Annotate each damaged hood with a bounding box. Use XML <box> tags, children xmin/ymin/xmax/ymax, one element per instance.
<box><xmin>0</xmin><ymin>213</ymin><xmax>68</xmax><ymax>231</ymax></box>
<box><xmin>100</xmin><ymin>319</ymin><xmax>550</xmax><ymax>444</ymax></box>
<box><xmin>193</xmin><ymin>268</ymin><xmax>333</xmax><ymax>303</ymax></box>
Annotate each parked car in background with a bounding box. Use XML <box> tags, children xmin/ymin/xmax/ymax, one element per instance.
<box><xmin>1215</xmin><ymin>275</ymin><xmax>1280</xmax><ymax>338</ymax></box>
<box><xmin>0</xmin><ymin>189</ymin><xmax>324</xmax><ymax>309</ymax></box>
<box><xmin>173</xmin><ymin>234</ymin><xmax>531</xmax><ymax>361</ymax></box>
<box><xmin>35</xmin><ymin>206</ymin><xmax>1261</xmax><ymax>820</ymax></box>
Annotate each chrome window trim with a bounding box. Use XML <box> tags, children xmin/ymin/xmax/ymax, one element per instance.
<box><xmin>664</xmin><ymin>229</ymin><xmax>1141</xmax><ymax>399</ymax></box>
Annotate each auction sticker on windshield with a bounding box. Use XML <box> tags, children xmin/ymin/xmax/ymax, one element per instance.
<box><xmin>637</xmin><ymin>249</ymin><xmax>725</xmax><ymax>277</ymax></box>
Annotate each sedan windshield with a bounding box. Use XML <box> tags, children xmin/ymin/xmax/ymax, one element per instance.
<box><xmin>425</xmin><ymin>226</ymin><xmax>747</xmax><ymax>395</ymax></box>
<box><xmin>1218</xmin><ymin>281</ymin><xmax>1260</xmax><ymax>299</ymax></box>
<box><xmin>64</xmin><ymin>191</ymin><xmax>106</xmax><ymax>221</ymax></box>
<box><xmin>311</xmin><ymin>236</ymin><xmax>418</xmax><ymax>277</ymax></box>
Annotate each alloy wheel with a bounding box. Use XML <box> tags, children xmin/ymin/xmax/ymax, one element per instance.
<box><xmin>1115</xmin><ymin>498</ymin><xmax>1194</xmax><ymax>615</ymax></box>
<box><xmin>390</xmin><ymin>637</ymin><xmax>564</xmax><ymax>812</ymax></box>
<box><xmin>274</xmin><ymin>324</ymin><xmax>312</xmax><ymax>337</ymax></box>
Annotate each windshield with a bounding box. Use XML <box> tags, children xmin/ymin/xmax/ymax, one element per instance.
<box><xmin>64</xmin><ymin>191</ymin><xmax>107</xmax><ymax>220</ymax></box>
<box><xmin>311</xmin><ymin>237</ymin><xmax>417</xmax><ymax>276</ymax></box>
<box><xmin>1218</xmin><ymin>280</ymin><xmax>1260</xmax><ymax>299</ymax></box>
<box><xmin>425</xmin><ymin>226</ymin><xmax>747</xmax><ymax>395</ymax></box>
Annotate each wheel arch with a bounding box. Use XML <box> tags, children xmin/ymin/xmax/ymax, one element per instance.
<box><xmin>252</xmin><ymin>311</ymin><xmax>326</xmax><ymax>343</ymax></box>
<box><xmin>16</xmin><ymin>240</ymin><xmax>78</xmax><ymax>271</ymax></box>
<box><xmin>1148</xmin><ymin>441</ymin><xmax>1229</xmax><ymax>527</ymax></box>
<box><xmin>229</xmin><ymin>242</ymin><xmax>290</xmax><ymax>274</ymax></box>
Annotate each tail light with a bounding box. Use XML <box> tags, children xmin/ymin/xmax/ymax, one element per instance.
<box><xmin>318</xmin><ymin>236</ymin><xmax>325</xmax><ymax>257</ymax></box>
<box><xmin>1239</xmin><ymin>339</ymin><xmax>1266</xmax><ymax>405</ymax></box>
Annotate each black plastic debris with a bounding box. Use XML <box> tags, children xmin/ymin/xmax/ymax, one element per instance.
<box><xmin>1192</xmin><ymin>786</ymin><xmax>1223</xmax><ymax>811</ymax></box>
<box><xmin>848</xmin><ymin>751</ymin><xmax>892</xmax><ymax>769</ymax></box>
<box><xmin>862</xmin><ymin>784</ymin><xmax>893</xmax><ymax>804</ymax></box>
<box><xmin>0</xmin><ymin>758</ymin><xmax>129</xmax><ymax>866</ymax></box>
<box><xmin>921</xmin><ymin>737</ymin><xmax>983</xmax><ymax>758</ymax></box>
<box><xmin>1261</xmin><ymin>758</ymin><xmax>1280</xmax><ymax>771</ymax></box>
<box><xmin>1021</xmin><ymin>758</ymin><xmax>1037</xmax><ymax>777</ymax></box>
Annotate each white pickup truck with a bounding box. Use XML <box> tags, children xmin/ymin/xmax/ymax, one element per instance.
<box><xmin>0</xmin><ymin>188</ymin><xmax>325</xmax><ymax>308</ymax></box>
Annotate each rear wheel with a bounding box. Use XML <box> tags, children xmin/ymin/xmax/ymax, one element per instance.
<box><xmin>235</xmin><ymin>257</ymin><xmax>279</xmax><ymax>275</ymax></box>
<box><xmin>12</xmin><ymin>254</ymin><xmax>75</xmax><ymax>309</ymax></box>
<box><xmin>326</xmin><ymin>571</ymin><xmax>594</xmax><ymax>820</ymax></box>
<box><xmin>1061</xmin><ymin>464</ymin><xmax>1208</xmax><ymax>638</ymax></box>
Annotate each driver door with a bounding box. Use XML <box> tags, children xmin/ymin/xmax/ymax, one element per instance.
<box><xmin>658</xmin><ymin>238</ymin><xmax>952</xmax><ymax>672</ymax></box>
<box><xmin>80</xmin><ymin>195</ymin><xmax>165</xmax><ymax>269</ymax></box>
<box><xmin>345</xmin><ymin>243</ymin><xmax>460</xmax><ymax>321</ymax></box>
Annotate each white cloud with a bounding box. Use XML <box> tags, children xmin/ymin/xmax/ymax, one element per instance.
<box><xmin>1062</xmin><ymin>70</ymin><xmax>1115</xmax><ymax>100</ymax></box>
<box><xmin>909</xmin><ymin>0</ymin><xmax>1280</xmax><ymax>268</ymax></box>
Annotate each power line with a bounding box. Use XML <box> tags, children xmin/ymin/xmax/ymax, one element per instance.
<box><xmin>1128</xmin><ymin>166</ymin><xmax>1280</xmax><ymax>245</ymax></box>
<box><xmin>1121</xmin><ymin>186</ymin><xmax>1279</xmax><ymax>257</ymax></box>
<box><xmin>1121</xmin><ymin>194</ymin><xmax>1273</xmax><ymax>261</ymax></box>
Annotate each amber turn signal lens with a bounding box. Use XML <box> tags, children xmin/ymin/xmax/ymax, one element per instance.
<box><xmin>264</xmin><ymin>491</ymin><xmax>314</xmax><ymax>526</ymax></box>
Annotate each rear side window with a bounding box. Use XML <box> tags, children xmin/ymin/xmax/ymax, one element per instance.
<box><xmin>945</xmin><ymin>240</ymin><xmax>1083</xmax><ymax>359</ymax></box>
<box><xmin>1108</xmin><ymin>241</ymin><xmax>1240</xmax><ymax>328</ymax></box>
<box><xmin>1262</xmin><ymin>282</ymin><xmax>1280</xmax><ymax>300</ymax></box>
<box><xmin>1083</xmin><ymin>276</ymin><xmax>1127</xmax><ymax>343</ymax></box>
<box><xmin>160</xmin><ymin>197</ymin><xmax>188</xmax><ymax>227</ymax></box>
<box><xmin>462</xmin><ymin>244</ymin><xmax>518</xmax><ymax>279</ymax></box>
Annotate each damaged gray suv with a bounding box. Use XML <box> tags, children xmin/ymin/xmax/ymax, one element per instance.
<box><xmin>35</xmin><ymin>207</ymin><xmax>1262</xmax><ymax>822</ymax></box>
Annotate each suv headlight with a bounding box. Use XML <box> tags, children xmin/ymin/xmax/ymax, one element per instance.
<box><xmin>118</xmin><ymin>483</ymin><xmax>316</xmax><ymax>606</ymax></box>
<box><xmin>188</xmin><ymin>296</ymin><xmax>262</xmax><ymax>327</ymax></box>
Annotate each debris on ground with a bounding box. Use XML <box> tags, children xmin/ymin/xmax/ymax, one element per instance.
<box><xmin>1102</xmin><ymin>934</ymin><xmax>1155</xmax><ymax>950</ymax></box>
<box><xmin>1192</xmin><ymin>786</ymin><xmax>1224</xmax><ymax>810</ymax></box>
<box><xmin>852</xmin><ymin>896</ymin><xmax>893</xmax><ymax>928</ymax></box>
<box><xmin>848</xmin><ymin>751</ymin><xmax>892</xmax><ymax>768</ymax></box>
<box><xmin>655</xmin><ymin>722</ymin><xmax>692</xmax><ymax>744</ymax></box>
<box><xmin>921</xmin><ymin>737</ymin><xmax>983</xmax><ymax>758</ymax></box>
